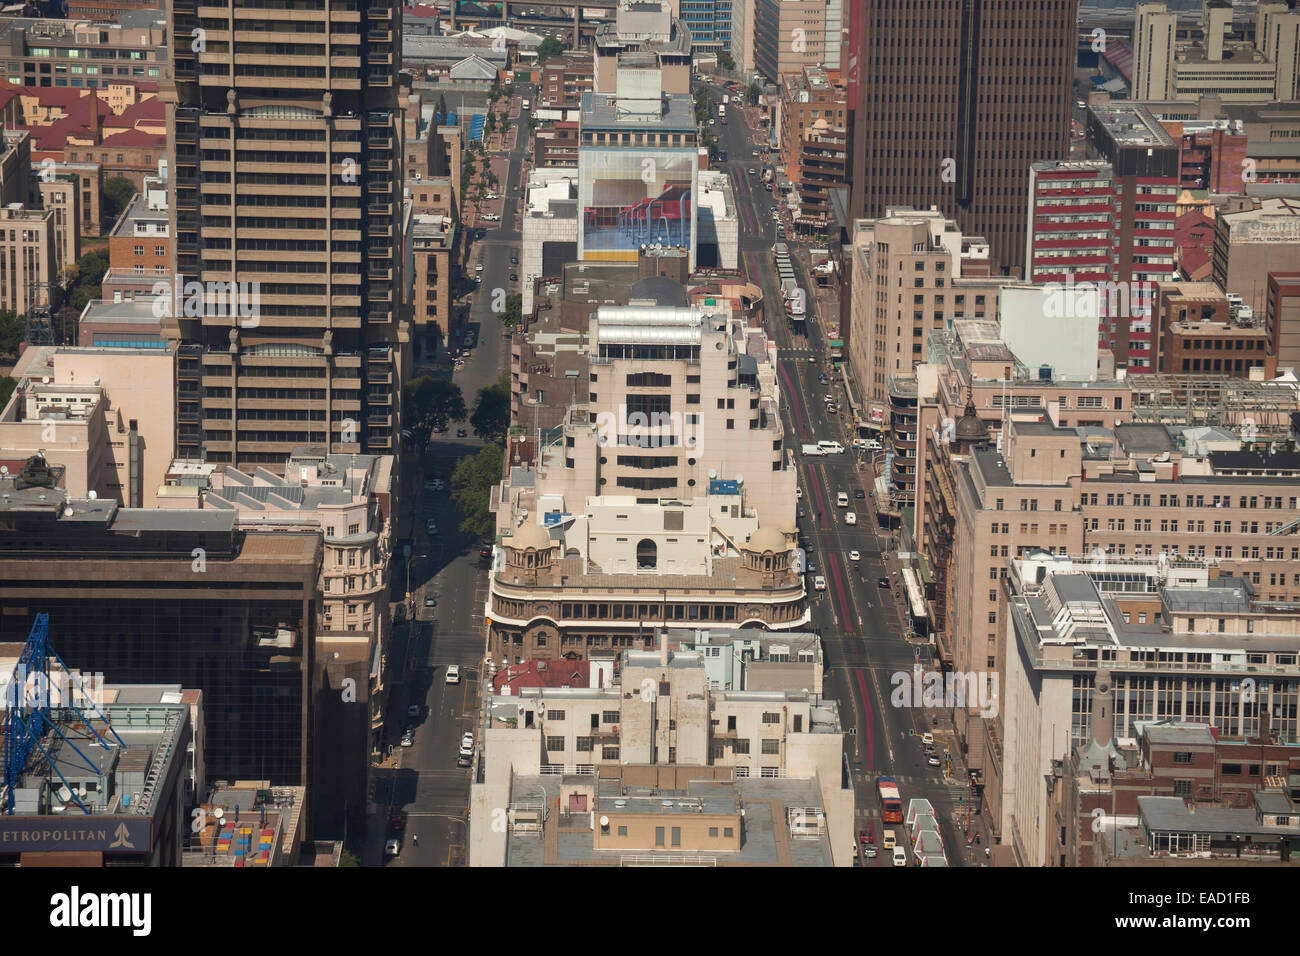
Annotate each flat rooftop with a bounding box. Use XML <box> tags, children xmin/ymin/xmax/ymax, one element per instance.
<box><xmin>1091</xmin><ymin>103</ymin><xmax>1178</xmax><ymax>148</ymax></box>
<box><xmin>580</xmin><ymin>90</ymin><xmax>697</xmax><ymax>133</ymax></box>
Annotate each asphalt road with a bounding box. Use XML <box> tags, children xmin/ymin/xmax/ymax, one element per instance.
<box><xmin>372</xmin><ymin>85</ymin><xmax>536</xmax><ymax>869</ymax></box>
<box><xmin>710</xmin><ymin>85</ymin><xmax>980</xmax><ymax>865</ymax></box>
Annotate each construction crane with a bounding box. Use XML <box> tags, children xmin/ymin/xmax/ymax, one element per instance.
<box><xmin>1</xmin><ymin>613</ymin><xmax>126</xmax><ymax>815</ymax></box>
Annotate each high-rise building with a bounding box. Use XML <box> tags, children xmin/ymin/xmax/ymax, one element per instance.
<box><xmin>162</xmin><ymin>0</ymin><xmax>405</xmax><ymax>470</ymax></box>
<box><xmin>752</xmin><ymin>0</ymin><xmax>841</xmax><ymax>83</ymax></box>
<box><xmin>846</xmin><ymin>0</ymin><xmax>1077</xmax><ymax>274</ymax></box>
<box><xmin>1085</xmin><ymin>104</ymin><xmax>1180</xmax><ymax>371</ymax></box>
<box><xmin>1025</xmin><ymin>161</ymin><xmax>1117</xmax><ymax>288</ymax></box>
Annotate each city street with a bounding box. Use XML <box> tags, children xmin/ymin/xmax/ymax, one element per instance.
<box><xmin>368</xmin><ymin>84</ymin><xmax>536</xmax><ymax>868</ymax></box>
<box><xmin>712</xmin><ymin>87</ymin><xmax>984</xmax><ymax>864</ymax></box>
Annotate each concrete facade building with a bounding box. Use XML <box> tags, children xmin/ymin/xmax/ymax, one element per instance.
<box><xmin>410</xmin><ymin>212</ymin><xmax>457</xmax><ymax>351</ymax></box>
<box><xmin>469</xmin><ymin>644</ymin><xmax>853</xmax><ymax>866</ymax></box>
<box><xmin>1002</xmin><ymin>554</ymin><xmax>1300</xmax><ymax>866</ymax></box>
<box><xmin>0</xmin><ymin>203</ymin><xmax>56</xmax><ymax>316</ymax></box>
<box><xmin>1</xmin><ymin>344</ymin><xmax>177</xmax><ymax>508</ymax></box>
<box><xmin>593</xmin><ymin>2</ymin><xmax>692</xmax><ymax>96</ymax></box>
<box><xmin>1267</xmin><ymin>272</ymin><xmax>1300</xmax><ymax>372</ymax></box>
<box><xmin>1213</xmin><ymin>197</ymin><xmax>1300</xmax><ymax>317</ymax></box>
<box><xmin>0</xmin><ymin>15</ymin><xmax>166</xmax><ymax>89</ymax></box>
<box><xmin>752</xmin><ymin>0</ymin><xmax>840</xmax><ymax>82</ymax></box>
<box><xmin>162</xmin><ymin>0</ymin><xmax>406</xmax><ymax>469</ymax></box>
<box><xmin>1025</xmin><ymin>161</ymin><xmax>1117</xmax><ymax>286</ymax></box>
<box><xmin>486</xmin><ymin>301</ymin><xmax>806</xmax><ymax>663</ymax></box>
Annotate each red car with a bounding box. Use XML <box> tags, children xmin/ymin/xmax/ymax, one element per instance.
<box><xmin>389</xmin><ymin>814</ymin><xmax>405</xmax><ymax>833</ymax></box>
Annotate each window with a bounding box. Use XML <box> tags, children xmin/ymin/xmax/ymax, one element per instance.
<box><xmin>761</xmin><ymin>712</ymin><xmax>781</xmax><ymax>724</ymax></box>
<box><xmin>655</xmin><ymin>826</ymin><xmax>665</xmax><ymax>847</ymax></box>
<box><xmin>761</xmin><ymin>739</ymin><xmax>780</xmax><ymax>755</ymax></box>
<box><xmin>733</xmin><ymin>739</ymin><xmax>750</xmax><ymax>754</ymax></box>
<box><xmin>602</xmin><ymin>746</ymin><xmax>619</xmax><ymax>759</ymax></box>
<box><xmin>545</xmin><ymin>735</ymin><xmax>564</xmax><ymax>752</ymax></box>
<box><xmin>724</xmin><ymin>827</ymin><xmax>734</xmax><ymax>838</ymax></box>
<box><xmin>576</xmin><ymin>736</ymin><xmax>593</xmax><ymax>752</ymax></box>
<box><xmin>1172</xmin><ymin>779</ymin><xmax>1192</xmax><ymax>797</ymax></box>
<box><xmin>1173</xmin><ymin>752</ymin><xmax>1193</xmax><ymax>764</ymax></box>
<box><xmin>1221</xmin><ymin>763</ymin><xmax>1242</xmax><ymax>776</ymax></box>
<box><xmin>618</xmin><ymin>825</ymin><xmax>628</xmax><ymax>836</ymax></box>
<box><xmin>709</xmin><ymin>827</ymin><xmax>719</xmax><ymax>837</ymax></box>
<box><xmin>601</xmin><ymin>710</ymin><xmax>618</xmax><ymax>723</ymax></box>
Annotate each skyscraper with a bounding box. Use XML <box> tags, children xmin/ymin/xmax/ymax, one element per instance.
<box><xmin>846</xmin><ymin>0</ymin><xmax>1077</xmax><ymax>274</ymax></box>
<box><xmin>162</xmin><ymin>0</ymin><xmax>405</xmax><ymax>470</ymax></box>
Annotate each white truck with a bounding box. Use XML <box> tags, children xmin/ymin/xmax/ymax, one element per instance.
<box><xmin>801</xmin><ymin>443</ymin><xmax>827</xmax><ymax>456</ymax></box>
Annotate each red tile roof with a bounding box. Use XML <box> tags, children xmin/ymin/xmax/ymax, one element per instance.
<box><xmin>491</xmin><ymin>660</ymin><xmax>591</xmax><ymax>695</ymax></box>
<box><xmin>100</xmin><ymin>128</ymin><xmax>164</xmax><ymax>149</ymax></box>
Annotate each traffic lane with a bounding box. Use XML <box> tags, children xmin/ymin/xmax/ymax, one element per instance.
<box><xmin>776</xmin><ymin>360</ymin><xmax>811</xmax><ymax>443</ymax></box>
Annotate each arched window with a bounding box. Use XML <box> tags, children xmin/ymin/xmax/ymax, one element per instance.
<box><xmin>636</xmin><ymin>538</ymin><xmax>657</xmax><ymax>570</ymax></box>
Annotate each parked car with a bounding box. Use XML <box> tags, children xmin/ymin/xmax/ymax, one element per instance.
<box><xmin>407</xmin><ymin>704</ymin><xmax>421</xmax><ymax>718</ymax></box>
<box><xmin>460</xmin><ymin>732</ymin><xmax>475</xmax><ymax>756</ymax></box>
<box><xmin>848</xmin><ymin>550</ymin><xmax>860</xmax><ymax>562</ymax></box>
<box><xmin>457</xmin><ymin>753</ymin><xmax>472</xmax><ymax>768</ymax></box>
<box><xmin>385</xmin><ymin>839</ymin><xmax>401</xmax><ymax>857</ymax></box>
<box><xmin>457</xmin><ymin>428</ymin><xmax>468</xmax><ymax>437</ymax></box>
<box><xmin>445</xmin><ymin>664</ymin><xmax>461</xmax><ymax>684</ymax></box>
<box><xmin>927</xmin><ymin>755</ymin><xmax>942</xmax><ymax>768</ymax></box>
<box><xmin>389</xmin><ymin>814</ymin><xmax>405</xmax><ymax>833</ymax></box>
<box><xmin>424</xmin><ymin>595</ymin><xmax>437</xmax><ymax>608</ymax></box>
<box><xmin>400</xmin><ymin>729</ymin><xmax>414</xmax><ymax>748</ymax></box>
<box><xmin>813</xmin><ymin>575</ymin><xmax>826</xmax><ymax>591</ymax></box>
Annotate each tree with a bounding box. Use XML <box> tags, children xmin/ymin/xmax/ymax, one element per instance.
<box><xmin>0</xmin><ymin>310</ymin><xmax>23</xmax><ymax>356</ymax></box>
<box><xmin>339</xmin><ymin>850</ymin><xmax>360</xmax><ymax>867</ymax></box>
<box><xmin>451</xmin><ymin>443</ymin><xmax>504</xmax><ymax>539</ymax></box>
<box><xmin>718</xmin><ymin>51</ymin><xmax>735</xmax><ymax>71</ymax></box>
<box><xmin>101</xmin><ymin>176</ymin><xmax>136</xmax><ymax>227</ymax></box>
<box><xmin>747</xmin><ymin>81</ymin><xmax>761</xmax><ymax>106</ymax></box>
<box><xmin>470</xmin><ymin>377</ymin><xmax>511</xmax><ymax>445</ymax></box>
<box><xmin>500</xmin><ymin>292</ymin><xmax>523</xmax><ymax>327</ymax></box>
<box><xmin>536</xmin><ymin>37</ymin><xmax>563</xmax><ymax>64</ymax></box>
<box><xmin>0</xmin><ymin>376</ymin><xmax>15</xmax><ymax>411</ymax></box>
<box><xmin>403</xmin><ymin>375</ymin><xmax>467</xmax><ymax>442</ymax></box>
<box><xmin>694</xmin><ymin>85</ymin><xmax>711</xmax><ymax>124</ymax></box>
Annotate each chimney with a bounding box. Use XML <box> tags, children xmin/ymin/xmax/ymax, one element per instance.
<box><xmin>1092</xmin><ymin>668</ymin><xmax>1115</xmax><ymax>748</ymax></box>
<box><xmin>659</xmin><ymin>630</ymin><xmax>668</xmax><ymax>666</ymax></box>
<box><xmin>87</xmin><ymin>91</ymin><xmax>101</xmax><ymax>145</ymax></box>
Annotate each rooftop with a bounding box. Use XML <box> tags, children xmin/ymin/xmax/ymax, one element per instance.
<box><xmin>579</xmin><ymin>90</ymin><xmax>697</xmax><ymax>133</ymax></box>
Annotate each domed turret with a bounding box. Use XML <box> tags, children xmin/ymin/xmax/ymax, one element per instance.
<box><xmin>745</xmin><ymin>526</ymin><xmax>788</xmax><ymax>553</ymax></box>
<box><xmin>508</xmin><ymin>522</ymin><xmax>554</xmax><ymax>552</ymax></box>
<box><xmin>954</xmin><ymin>392</ymin><xmax>988</xmax><ymax>447</ymax></box>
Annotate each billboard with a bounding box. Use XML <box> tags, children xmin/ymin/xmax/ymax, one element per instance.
<box><xmin>578</xmin><ymin>148</ymin><xmax>697</xmax><ymax>269</ymax></box>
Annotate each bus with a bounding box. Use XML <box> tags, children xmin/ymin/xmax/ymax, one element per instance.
<box><xmin>877</xmin><ymin>776</ymin><xmax>902</xmax><ymax>823</ymax></box>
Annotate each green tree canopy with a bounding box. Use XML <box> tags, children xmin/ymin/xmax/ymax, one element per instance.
<box><xmin>403</xmin><ymin>375</ymin><xmax>467</xmax><ymax>442</ymax></box>
<box><xmin>470</xmin><ymin>376</ymin><xmax>511</xmax><ymax>445</ymax></box>
<box><xmin>101</xmin><ymin>176</ymin><xmax>136</xmax><ymax>227</ymax></box>
<box><xmin>0</xmin><ymin>310</ymin><xmax>23</xmax><ymax>356</ymax></box>
<box><xmin>500</xmin><ymin>292</ymin><xmax>523</xmax><ymax>327</ymax></box>
<box><xmin>747</xmin><ymin>81</ymin><xmax>761</xmax><ymax>106</ymax></box>
<box><xmin>450</xmin><ymin>443</ymin><xmax>504</xmax><ymax>539</ymax></box>
<box><xmin>536</xmin><ymin>37</ymin><xmax>563</xmax><ymax>63</ymax></box>
<box><xmin>718</xmin><ymin>51</ymin><xmax>735</xmax><ymax>71</ymax></box>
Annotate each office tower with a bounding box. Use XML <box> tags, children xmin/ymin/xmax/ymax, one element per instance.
<box><xmin>162</xmin><ymin>0</ymin><xmax>405</xmax><ymax>469</ymax></box>
<box><xmin>1085</xmin><ymin>104</ymin><xmax>1180</xmax><ymax>370</ymax></box>
<box><xmin>846</xmin><ymin>0</ymin><xmax>1077</xmax><ymax>274</ymax></box>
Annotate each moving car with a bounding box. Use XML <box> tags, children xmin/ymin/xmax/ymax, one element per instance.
<box><xmin>748</xmin><ymin>167</ymin><xmax>756</xmax><ymax>175</ymax></box>
<box><xmin>927</xmin><ymin>755</ymin><xmax>942</xmax><ymax>768</ymax></box>
<box><xmin>813</xmin><ymin>575</ymin><xmax>826</xmax><ymax>591</ymax></box>
<box><xmin>836</xmin><ymin>491</ymin><xmax>849</xmax><ymax>508</ymax></box>
<box><xmin>795</xmin><ymin>486</ymin><xmax>802</xmax><ymax>499</ymax></box>
<box><xmin>855</xmin><ymin>489</ymin><xmax>866</xmax><ymax>499</ymax></box>
<box><xmin>510</xmin><ymin>255</ymin><xmax>519</xmax><ymax>265</ymax></box>
<box><xmin>445</xmin><ymin>664</ymin><xmax>461</xmax><ymax>684</ymax></box>
<box><xmin>848</xmin><ymin>550</ymin><xmax>860</xmax><ymax>562</ymax></box>
<box><xmin>400</xmin><ymin>728</ymin><xmax>414</xmax><ymax>747</ymax></box>
<box><xmin>878</xmin><ymin>576</ymin><xmax>891</xmax><ymax>589</ymax></box>
<box><xmin>424</xmin><ymin>595</ymin><xmax>437</xmax><ymax>608</ymax></box>
<box><xmin>385</xmin><ymin>839</ymin><xmax>401</xmax><ymax>857</ymax></box>
<box><xmin>845</xmin><ymin>511</ymin><xmax>857</xmax><ymax>525</ymax></box>
<box><xmin>882</xmin><ymin>829</ymin><xmax>897</xmax><ymax>851</ymax></box>
<box><xmin>921</xmin><ymin>732</ymin><xmax>934</xmax><ymax>746</ymax></box>
<box><xmin>389</xmin><ymin>814</ymin><xmax>405</xmax><ymax>833</ymax></box>
<box><xmin>892</xmin><ymin>846</ymin><xmax>908</xmax><ymax>867</ymax></box>
<box><xmin>475</xmin><ymin>263</ymin><xmax>484</xmax><ymax>273</ymax></box>
<box><xmin>426</xmin><ymin>519</ymin><xmax>438</xmax><ymax>534</ymax></box>
<box><xmin>863</xmin><ymin>842</ymin><xmax>878</xmax><ymax>859</ymax></box>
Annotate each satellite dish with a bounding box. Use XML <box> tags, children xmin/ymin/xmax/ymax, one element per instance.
<box><xmin>88</xmin><ymin>491</ymin><xmax>97</xmax><ymax>500</ymax></box>
<box><xmin>599</xmin><ymin>815</ymin><xmax>610</xmax><ymax>826</ymax></box>
<box><xmin>214</xmin><ymin>807</ymin><xmax>225</xmax><ymax>820</ymax></box>
<box><xmin>57</xmin><ymin>785</ymin><xmax>72</xmax><ymax>802</ymax></box>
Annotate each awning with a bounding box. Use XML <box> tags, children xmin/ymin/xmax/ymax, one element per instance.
<box><xmin>901</xmin><ymin>567</ymin><xmax>928</xmax><ymax>619</ymax></box>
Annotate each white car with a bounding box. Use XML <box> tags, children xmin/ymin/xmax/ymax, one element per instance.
<box><xmin>407</xmin><ymin>704</ymin><xmax>421</xmax><ymax>718</ymax></box>
<box><xmin>845</xmin><ymin>512</ymin><xmax>857</xmax><ymax>526</ymax></box>
<box><xmin>848</xmin><ymin>550</ymin><xmax>860</xmax><ymax>562</ymax></box>
<box><xmin>475</xmin><ymin>263</ymin><xmax>484</xmax><ymax>273</ymax></box>
<box><xmin>813</xmin><ymin>575</ymin><xmax>826</xmax><ymax>591</ymax></box>
<box><xmin>460</xmin><ymin>732</ymin><xmax>475</xmax><ymax>756</ymax></box>
<box><xmin>795</xmin><ymin>486</ymin><xmax>803</xmax><ymax>500</ymax></box>
<box><xmin>445</xmin><ymin>664</ymin><xmax>461</xmax><ymax>684</ymax></box>
<box><xmin>400</xmin><ymin>729</ymin><xmax>414</xmax><ymax>748</ymax></box>
<box><xmin>385</xmin><ymin>839</ymin><xmax>401</xmax><ymax>857</ymax></box>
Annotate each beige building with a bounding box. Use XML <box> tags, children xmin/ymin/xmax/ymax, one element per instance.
<box><xmin>752</xmin><ymin>0</ymin><xmax>840</xmax><ymax>82</ymax></box>
<box><xmin>35</xmin><ymin>175</ymin><xmax>81</xmax><ymax>278</ymax></box>
<box><xmin>1001</xmin><ymin>554</ymin><xmax>1300</xmax><ymax>866</ymax></box>
<box><xmin>469</xmin><ymin>644</ymin><xmax>853</xmax><ymax>865</ymax></box>
<box><xmin>410</xmin><ymin>212</ymin><xmax>457</xmax><ymax>351</ymax></box>
<box><xmin>0</xmin><ymin>345</ymin><xmax>177</xmax><ymax>507</ymax></box>
<box><xmin>0</xmin><ymin>204</ymin><xmax>57</xmax><ymax>316</ymax></box>
<box><xmin>156</xmin><ymin>447</ymin><xmax>395</xmax><ymax>761</ymax></box>
<box><xmin>487</xmin><ymin>301</ymin><xmax>806</xmax><ymax>662</ymax></box>
<box><xmin>1134</xmin><ymin>1</ymin><xmax>1300</xmax><ymax>103</ymax></box>
<box><xmin>1212</xmin><ymin>197</ymin><xmax>1300</xmax><ymax>316</ymax></box>
<box><xmin>845</xmin><ymin>209</ymin><xmax>991</xmax><ymax>429</ymax></box>
<box><xmin>593</xmin><ymin>2</ymin><xmax>692</xmax><ymax>96</ymax></box>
